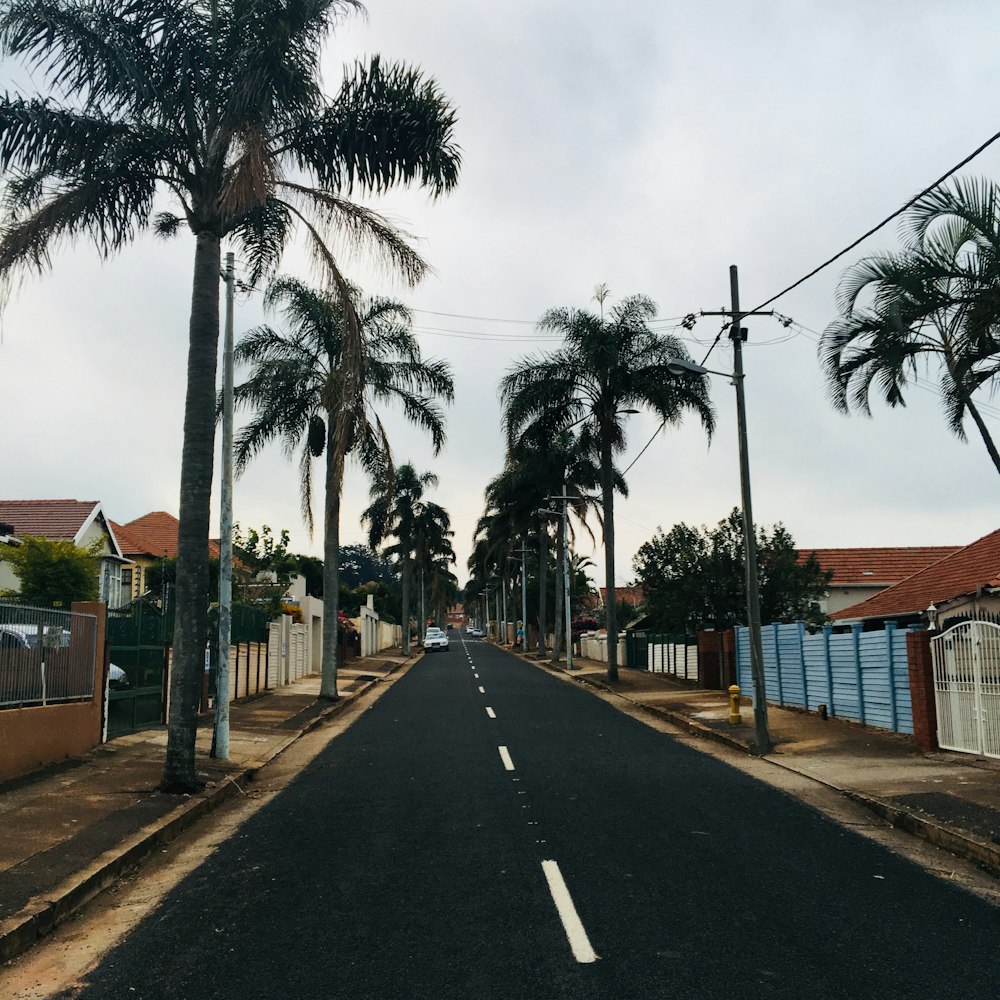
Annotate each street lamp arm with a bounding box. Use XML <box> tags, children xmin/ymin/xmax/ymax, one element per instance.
<box><xmin>666</xmin><ymin>358</ymin><xmax>735</xmax><ymax>380</ymax></box>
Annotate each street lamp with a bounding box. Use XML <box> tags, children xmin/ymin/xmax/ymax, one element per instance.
<box><xmin>666</xmin><ymin>354</ymin><xmax>771</xmax><ymax>753</ymax></box>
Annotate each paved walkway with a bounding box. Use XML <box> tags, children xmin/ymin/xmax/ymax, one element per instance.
<box><xmin>3</xmin><ymin>646</ymin><xmax>999</xmax><ymax>965</ymax></box>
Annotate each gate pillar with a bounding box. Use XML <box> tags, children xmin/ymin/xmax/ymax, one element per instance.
<box><xmin>906</xmin><ymin>630</ymin><xmax>937</xmax><ymax>752</ymax></box>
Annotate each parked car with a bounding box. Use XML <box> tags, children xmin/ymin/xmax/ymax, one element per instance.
<box><xmin>468</xmin><ymin>626</ymin><xmax>485</xmax><ymax>638</ymax></box>
<box><xmin>0</xmin><ymin>623</ymin><xmax>71</xmax><ymax>649</ymax></box>
<box><xmin>0</xmin><ymin>623</ymin><xmax>127</xmax><ymax>685</ymax></box>
<box><xmin>422</xmin><ymin>627</ymin><xmax>449</xmax><ymax>652</ymax></box>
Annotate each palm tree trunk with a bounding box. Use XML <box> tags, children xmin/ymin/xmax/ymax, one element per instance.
<box><xmin>401</xmin><ymin>558</ymin><xmax>412</xmax><ymax>654</ymax></box>
<box><xmin>319</xmin><ymin>437</ymin><xmax>342</xmax><ymax>699</ymax></box>
<box><xmin>538</xmin><ymin>525</ymin><xmax>548</xmax><ymax>656</ymax></box>
<box><xmin>163</xmin><ymin>230</ymin><xmax>222</xmax><ymax>792</ymax></box>
<box><xmin>601</xmin><ymin>434</ymin><xmax>618</xmax><ymax>682</ymax></box>
<box><xmin>551</xmin><ymin>525</ymin><xmax>564</xmax><ymax>665</ymax></box>
<box><xmin>965</xmin><ymin>396</ymin><xmax>1000</xmax><ymax>476</ymax></box>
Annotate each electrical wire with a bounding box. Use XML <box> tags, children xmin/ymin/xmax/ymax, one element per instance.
<box><xmin>745</xmin><ymin>127</ymin><xmax>1000</xmax><ymax>316</ymax></box>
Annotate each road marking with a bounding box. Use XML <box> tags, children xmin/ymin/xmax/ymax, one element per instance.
<box><xmin>474</xmin><ymin>673</ymin><xmax>479</xmax><ymax>679</ymax></box>
<box><xmin>478</xmin><ymin>685</ymin><xmax>485</xmax><ymax>693</ymax></box>
<box><xmin>486</xmin><ymin>706</ymin><xmax>496</xmax><ymax>718</ymax></box>
<box><xmin>541</xmin><ymin>860</ymin><xmax>598</xmax><ymax>964</ymax></box>
<box><xmin>498</xmin><ymin>745</ymin><xmax>514</xmax><ymax>771</ymax></box>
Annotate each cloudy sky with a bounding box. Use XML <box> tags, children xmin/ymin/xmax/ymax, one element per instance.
<box><xmin>3</xmin><ymin>0</ymin><xmax>1000</xmax><ymax>592</ymax></box>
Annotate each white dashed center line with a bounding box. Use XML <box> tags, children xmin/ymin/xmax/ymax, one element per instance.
<box><xmin>478</xmin><ymin>686</ymin><xmax>485</xmax><ymax>693</ymax></box>
<box><xmin>485</xmin><ymin>706</ymin><xmax>496</xmax><ymax>719</ymax></box>
<box><xmin>498</xmin><ymin>745</ymin><xmax>514</xmax><ymax>771</ymax></box>
<box><xmin>541</xmin><ymin>860</ymin><xmax>599</xmax><ymax>964</ymax></box>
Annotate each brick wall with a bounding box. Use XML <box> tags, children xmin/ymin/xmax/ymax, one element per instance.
<box><xmin>906</xmin><ymin>629</ymin><xmax>937</xmax><ymax>752</ymax></box>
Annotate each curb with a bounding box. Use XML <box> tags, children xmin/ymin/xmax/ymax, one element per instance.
<box><xmin>0</xmin><ymin>681</ymin><xmax>376</xmax><ymax>965</ymax></box>
<box><xmin>841</xmin><ymin>790</ymin><xmax>1000</xmax><ymax>877</ymax></box>
<box><xmin>542</xmin><ymin>661</ymin><xmax>1000</xmax><ymax>880</ymax></box>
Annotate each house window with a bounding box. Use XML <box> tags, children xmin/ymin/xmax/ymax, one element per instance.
<box><xmin>122</xmin><ymin>568</ymin><xmax>133</xmax><ymax>595</ymax></box>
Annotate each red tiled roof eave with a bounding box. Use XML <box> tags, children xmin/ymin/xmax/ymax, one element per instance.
<box><xmin>831</xmin><ymin>528</ymin><xmax>1000</xmax><ymax>621</ymax></box>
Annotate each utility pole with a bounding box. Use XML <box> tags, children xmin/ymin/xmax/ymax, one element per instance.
<box><xmin>518</xmin><ymin>543</ymin><xmax>528</xmax><ymax>651</ymax></box>
<box><xmin>547</xmin><ymin>488</ymin><xmax>574</xmax><ymax>670</ymax></box>
<box><xmin>701</xmin><ymin>265</ymin><xmax>773</xmax><ymax>754</ymax></box>
<box><xmin>501</xmin><ymin>569</ymin><xmax>508</xmax><ymax>643</ymax></box>
<box><xmin>212</xmin><ymin>251</ymin><xmax>235</xmax><ymax>759</ymax></box>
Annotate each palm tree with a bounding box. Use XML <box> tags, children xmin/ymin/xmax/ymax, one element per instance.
<box><xmin>232</xmin><ymin>277</ymin><xmax>453</xmax><ymax>698</ymax></box>
<box><xmin>363</xmin><ymin>464</ymin><xmax>440</xmax><ymax>654</ymax></box>
<box><xmin>501</xmin><ymin>293</ymin><xmax>714</xmax><ymax>681</ymax></box>
<box><xmin>413</xmin><ymin>499</ymin><xmax>455</xmax><ymax>629</ymax></box>
<box><xmin>0</xmin><ymin>1</ymin><xmax>460</xmax><ymax>790</ymax></box>
<box><xmin>480</xmin><ymin>430</ymin><xmax>606</xmax><ymax>661</ymax></box>
<box><xmin>821</xmin><ymin>176</ymin><xmax>1000</xmax><ymax>475</ymax></box>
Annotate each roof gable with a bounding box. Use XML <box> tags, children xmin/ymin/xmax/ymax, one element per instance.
<box><xmin>831</xmin><ymin>528</ymin><xmax>1000</xmax><ymax>621</ymax></box>
<box><xmin>119</xmin><ymin>511</ymin><xmax>220</xmax><ymax>561</ymax></box>
<box><xmin>0</xmin><ymin>499</ymin><xmax>100</xmax><ymax>542</ymax></box>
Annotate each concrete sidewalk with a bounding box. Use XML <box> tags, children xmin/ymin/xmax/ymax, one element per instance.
<box><xmin>537</xmin><ymin>654</ymin><xmax>1000</xmax><ymax>880</ymax></box>
<box><xmin>0</xmin><ymin>654</ymin><xmax>411</xmax><ymax>963</ymax></box>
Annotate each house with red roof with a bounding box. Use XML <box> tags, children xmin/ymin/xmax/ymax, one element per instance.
<box><xmin>0</xmin><ymin>500</ymin><xmax>127</xmax><ymax>606</ymax></box>
<box><xmin>797</xmin><ymin>547</ymin><xmax>960</xmax><ymax>616</ymax></box>
<box><xmin>597</xmin><ymin>585</ymin><xmax>645</xmax><ymax>609</ymax></box>
<box><xmin>830</xmin><ymin>528</ymin><xmax>1000</xmax><ymax>628</ymax></box>
<box><xmin>110</xmin><ymin>511</ymin><xmax>221</xmax><ymax>602</ymax></box>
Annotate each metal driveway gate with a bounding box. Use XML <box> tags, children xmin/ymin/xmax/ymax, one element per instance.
<box><xmin>931</xmin><ymin>621</ymin><xmax>1000</xmax><ymax>758</ymax></box>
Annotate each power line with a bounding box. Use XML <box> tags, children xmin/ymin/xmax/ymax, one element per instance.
<box><xmin>744</xmin><ymin>126</ymin><xmax>1000</xmax><ymax>316</ymax></box>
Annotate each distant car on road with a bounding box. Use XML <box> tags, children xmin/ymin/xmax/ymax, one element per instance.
<box><xmin>467</xmin><ymin>626</ymin><xmax>485</xmax><ymax>638</ymax></box>
<box><xmin>422</xmin><ymin>627</ymin><xmax>449</xmax><ymax>652</ymax></box>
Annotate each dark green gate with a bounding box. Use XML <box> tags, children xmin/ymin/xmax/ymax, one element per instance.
<box><xmin>107</xmin><ymin>600</ymin><xmax>171</xmax><ymax>738</ymax></box>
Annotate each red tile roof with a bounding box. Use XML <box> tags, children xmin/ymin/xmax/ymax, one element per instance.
<box><xmin>0</xmin><ymin>500</ymin><xmax>99</xmax><ymax>541</ymax></box>
<box><xmin>831</xmin><ymin>528</ymin><xmax>1000</xmax><ymax>621</ymax></box>
<box><xmin>115</xmin><ymin>511</ymin><xmax>220</xmax><ymax>561</ymax></box>
<box><xmin>798</xmin><ymin>545</ymin><xmax>961</xmax><ymax>587</ymax></box>
<box><xmin>598</xmin><ymin>585</ymin><xmax>644</xmax><ymax>607</ymax></box>
<box><xmin>797</xmin><ymin>546</ymin><xmax>960</xmax><ymax>585</ymax></box>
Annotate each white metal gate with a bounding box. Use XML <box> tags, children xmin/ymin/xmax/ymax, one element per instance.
<box><xmin>931</xmin><ymin>621</ymin><xmax>1000</xmax><ymax>758</ymax></box>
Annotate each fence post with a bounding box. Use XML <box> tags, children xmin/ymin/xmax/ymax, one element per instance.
<box><xmin>797</xmin><ymin>621</ymin><xmax>809</xmax><ymax>710</ymax></box>
<box><xmin>772</xmin><ymin>623</ymin><xmax>784</xmax><ymax>707</ymax></box>
<box><xmin>852</xmin><ymin>623</ymin><xmax>866</xmax><ymax>725</ymax></box>
<box><xmin>823</xmin><ymin>625</ymin><xmax>835</xmax><ymax>716</ymax></box>
<box><xmin>885</xmin><ymin>622</ymin><xmax>898</xmax><ymax>732</ymax></box>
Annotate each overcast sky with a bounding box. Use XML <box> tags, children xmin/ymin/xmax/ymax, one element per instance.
<box><xmin>3</xmin><ymin>0</ymin><xmax>999</xmax><ymax>592</ymax></box>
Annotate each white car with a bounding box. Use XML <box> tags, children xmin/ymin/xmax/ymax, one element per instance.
<box><xmin>468</xmin><ymin>627</ymin><xmax>485</xmax><ymax>638</ymax></box>
<box><xmin>422</xmin><ymin>627</ymin><xmax>449</xmax><ymax>652</ymax></box>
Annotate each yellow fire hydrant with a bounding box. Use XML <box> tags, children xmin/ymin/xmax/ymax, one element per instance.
<box><xmin>728</xmin><ymin>685</ymin><xmax>742</xmax><ymax>726</ymax></box>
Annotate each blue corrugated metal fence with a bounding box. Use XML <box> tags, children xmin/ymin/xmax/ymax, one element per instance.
<box><xmin>735</xmin><ymin>622</ymin><xmax>914</xmax><ymax>735</ymax></box>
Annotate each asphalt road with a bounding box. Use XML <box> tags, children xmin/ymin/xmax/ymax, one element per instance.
<box><xmin>73</xmin><ymin>635</ymin><xmax>999</xmax><ymax>999</ymax></box>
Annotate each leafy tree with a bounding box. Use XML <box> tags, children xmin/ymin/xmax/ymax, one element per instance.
<box><xmin>338</xmin><ymin>543</ymin><xmax>394</xmax><ymax>589</ymax></box>
<box><xmin>0</xmin><ymin>0</ymin><xmax>460</xmax><ymax>790</ymax></box>
<box><xmin>234</xmin><ymin>279</ymin><xmax>453</xmax><ymax>697</ymax></box>
<box><xmin>0</xmin><ymin>536</ymin><xmax>99</xmax><ymax>608</ymax></box>
<box><xmin>146</xmin><ymin>556</ymin><xmax>220</xmax><ymax>613</ymax></box>
<box><xmin>290</xmin><ymin>554</ymin><xmax>324</xmax><ymax>598</ymax></box>
<box><xmin>231</xmin><ymin>524</ymin><xmax>296</xmax><ymax>616</ymax></box>
<box><xmin>633</xmin><ymin>509</ymin><xmax>831</xmax><ymax>633</ymax></box>
<box><xmin>501</xmin><ymin>291</ymin><xmax>714</xmax><ymax>680</ymax></box>
<box><xmin>821</xmin><ymin>176</ymin><xmax>1000</xmax><ymax>474</ymax></box>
